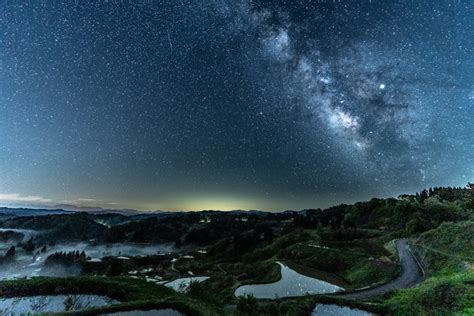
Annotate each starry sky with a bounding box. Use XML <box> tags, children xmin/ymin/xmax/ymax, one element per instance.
<box><xmin>0</xmin><ymin>0</ymin><xmax>473</xmax><ymax>211</ymax></box>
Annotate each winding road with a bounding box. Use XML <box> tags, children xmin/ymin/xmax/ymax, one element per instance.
<box><xmin>336</xmin><ymin>239</ymin><xmax>424</xmax><ymax>300</ymax></box>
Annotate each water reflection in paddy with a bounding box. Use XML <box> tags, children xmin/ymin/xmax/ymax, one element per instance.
<box><xmin>0</xmin><ymin>294</ymin><xmax>117</xmax><ymax>314</ymax></box>
<box><xmin>104</xmin><ymin>309</ymin><xmax>184</xmax><ymax>315</ymax></box>
<box><xmin>164</xmin><ymin>276</ymin><xmax>210</xmax><ymax>292</ymax></box>
<box><xmin>234</xmin><ymin>262</ymin><xmax>343</xmax><ymax>299</ymax></box>
<box><xmin>312</xmin><ymin>304</ymin><xmax>374</xmax><ymax>315</ymax></box>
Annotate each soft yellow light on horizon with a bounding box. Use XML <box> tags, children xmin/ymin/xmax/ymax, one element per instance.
<box><xmin>115</xmin><ymin>192</ymin><xmax>324</xmax><ymax>212</ymax></box>
<box><xmin>178</xmin><ymin>195</ymin><xmax>263</xmax><ymax>211</ymax></box>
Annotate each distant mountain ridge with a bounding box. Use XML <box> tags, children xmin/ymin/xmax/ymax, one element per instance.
<box><xmin>0</xmin><ymin>206</ymin><xmax>277</xmax><ymax>218</ymax></box>
<box><xmin>0</xmin><ymin>207</ymin><xmax>74</xmax><ymax>217</ymax></box>
<box><xmin>52</xmin><ymin>204</ymin><xmax>148</xmax><ymax>216</ymax></box>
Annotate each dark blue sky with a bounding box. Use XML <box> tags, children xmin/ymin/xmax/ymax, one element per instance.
<box><xmin>0</xmin><ymin>0</ymin><xmax>472</xmax><ymax>211</ymax></box>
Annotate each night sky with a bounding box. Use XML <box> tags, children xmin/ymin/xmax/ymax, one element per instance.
<box><xmin>1</xmin><ymin>0</ymin><xmax>473</xmax><ymax>211</ymax></box>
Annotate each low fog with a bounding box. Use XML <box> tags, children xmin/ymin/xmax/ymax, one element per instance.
<box><xmin>0</xmin><ymin>228</ymin><xmax>176</xmax><ymax>280</ymax></box>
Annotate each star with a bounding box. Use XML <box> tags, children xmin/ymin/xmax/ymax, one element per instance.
<box><xmin>0</xmin><ymin>0</ymin><xmax>471</xmax><ymax>211</ymax></box>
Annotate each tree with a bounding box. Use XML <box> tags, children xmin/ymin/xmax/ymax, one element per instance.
<box><xmin>233</xmin><ymin>233</ymin><xmax>254</xmax><ymax>254</ymax></box>
<box><xmin>343</xmin><ymin>219</ymin><xmax>356</xmax><ymax>232</ymax></box>
<box><xmin>21</xmin><ymin>238</ymin><xmax>35</xmax><ymax>252</ymax></box>
<box><xmin>330</xmin><ymin>218</ymin><xmax>341</xmax><ymax>231</ymax></box>
<box><xmin>305</xmin><ymin>209</ymin><xmax>320</xmax><ymax>229</ymax></box>
<box><xmin>253</xmin><ymin>224</ymin><xmax>274</xmax><ymax>242</ymax></box>
<box><xmin>466</xmin><ymin>183</ymin><xmax>474</xmax><ymax>193</ymax></box>
<box><xmin>5</xmin><ymin>246</ymin><xmax>15</xmax><ymax>257</ymax></box>
<box><xmin>237</xmin><ymin>295</ymin><xmax>258</xmax><ymax>315</ymax></box>
<box><xmin>465</xmin><ymin>197</ymin><xmax>474</xmax><ymax>210</ymax></box>
<box><xmin>419</xmin><ymin>189</ymin><xmax>429</xmax><ymax>202</ymax></box>
<box><xmin>405</xmin><ymin>214</ymin><xmax>430</xmax><ymax>235</ymax></box>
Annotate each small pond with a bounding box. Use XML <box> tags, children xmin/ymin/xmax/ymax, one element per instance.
<box><xmin>164</xmin><ymin>276</ymin><xmax>210</xmax><ymax>292</ymax></box>
<box><xmin>312</xmin><ymin>304</ymin><xmax>374</xmax><ymax>316</ymax></box>
<box><xmin>234</xmin><ymin>262</ymin><xmax>343</xmax><ymax>299</ymax></box>
<box><xmin>0</xmin><ymin>294</ymin><xmax>117</xmax><ymax>314</ymax></box>
<box><xmin>104</xmin><ymin>309</ymin><xmax>184</xmax><ymax>315</ymax></box>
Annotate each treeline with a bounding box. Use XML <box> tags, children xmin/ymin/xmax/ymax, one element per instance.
<box><xmin>104</xmin><ymin>216</ymin><xmax>188</xmax><ymax>243</ymax></box>
<box><xmin>0</xmin><ymin>213</ymin><xmax>107</xmax><ymax>243</ymax></box>
<box><xmin>0</xmin><ymin>230</ymin><xmax>24</xmax><ymax>243</ymax></box>
<box><xmin>45</xmin><ymin>251</ymin><xmax>87</xmax><ymax>267</ymax></box>
<box><xmin>0</xmin><ymin>186</ymin><xmax>471</xmax><ymax>247</ymax></box>
<box><xmin>104</xmin><ymin>213</ymin><xmax>280</xmax><ymax>246</ymax></box>
<box><xmin>400</xmin><ymin>186</ymin><xmax>472</xmax><ymax>203</ymax></box>
<box><xmin>293</xmin><ymin>186</ymin><xmax>473</xmax><ymax>235</ymax></box>
<box><xmin>0</xmin><ymin>246</ymin><xmax>17</xmax><ymax>265</ymax></box>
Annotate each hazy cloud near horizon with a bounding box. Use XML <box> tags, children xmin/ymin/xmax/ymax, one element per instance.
<box><xmin>0</xmin><ymin>193</ymin><xmax>125</xmax><ymax>212</ymax></box>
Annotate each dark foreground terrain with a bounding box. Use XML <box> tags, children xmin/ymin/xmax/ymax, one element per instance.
<box><xmin>0</xmin><ymin>186</ymin><xmax>472</xmax><ymax>315</ymax></box>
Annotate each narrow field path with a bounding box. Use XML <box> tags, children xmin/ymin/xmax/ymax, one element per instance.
<box><xmin>415</xmin><ymin>244</ymin><xmax>474</xmax><ymax>261</ymax></box>
<box><xmin>336</xmin><ymin>239</ymin><xmax>424</xmax><ymax>300</ymax></box>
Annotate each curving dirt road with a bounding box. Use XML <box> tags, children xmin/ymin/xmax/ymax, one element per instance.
<box><xmin>336</xmin><ymin>239</ymin><xmax>424</xmax><ymax>300</ymax></box>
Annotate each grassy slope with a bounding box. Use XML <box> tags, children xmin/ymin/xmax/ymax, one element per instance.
<box><xmin>384</xmin><ymin>221</ymin><xmax>474</xmax><ymax>315</ymax></box>
<box><xmin>0</xmin><ymin>276</ymin><xmax>223</xmax><ymax>316</ymax></box>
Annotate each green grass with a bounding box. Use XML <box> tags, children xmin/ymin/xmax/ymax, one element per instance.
<box><xmin>0</xmin><ymin>276</ymin><xmax>174</xmax><ymax>301</ymax></box>
<box><xmin>384</xmin><ymin>239</ymin><xmax>397</xmax><ymax>256</ymax></box>
<box><xmin>414</xmin><ymin>221</ymin><xmax>474</xmax><ymax>268</ymax></box>
<box><xmin>0</xmin><ymin>276</ymin><xmax>223</xmax><ymax>315</ymax></box>
<box><xmin>385</xmin><ymin>269</ymin><xmax>474</xmax><ymax>315</ymax></box>
<box><xmin>383</xmin><ymin>221</ymin><xmax>474</xmax><ymax>315</ymax></box>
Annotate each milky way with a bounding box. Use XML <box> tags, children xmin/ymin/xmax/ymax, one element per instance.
<box><xmin>0</xmin><ymin>1</ymin><xmax>472</xmax><ymax>211</ymax></box>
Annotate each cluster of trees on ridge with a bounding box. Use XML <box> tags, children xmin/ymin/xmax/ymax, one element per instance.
<box><xmin>0</xmin><ymin>186</ymin><xmax>470</xmax><ymax>248</ymax></box>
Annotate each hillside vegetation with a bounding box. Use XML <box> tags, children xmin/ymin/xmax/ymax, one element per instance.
<box><xmin>385</xmin><ymin>221</ymin><xmax>474</xmax><ymax>315</ymax></box>
<box><xmin>0</xmin><ymin>186</ymin><xmax>472</xmax><ymax>315</ymax></box>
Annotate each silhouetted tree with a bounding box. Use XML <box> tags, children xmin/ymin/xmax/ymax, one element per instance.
<box><xmin>5</xmin><ymin>246</ymin><xmax>15</xmax><ymax>257</ymax></box>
